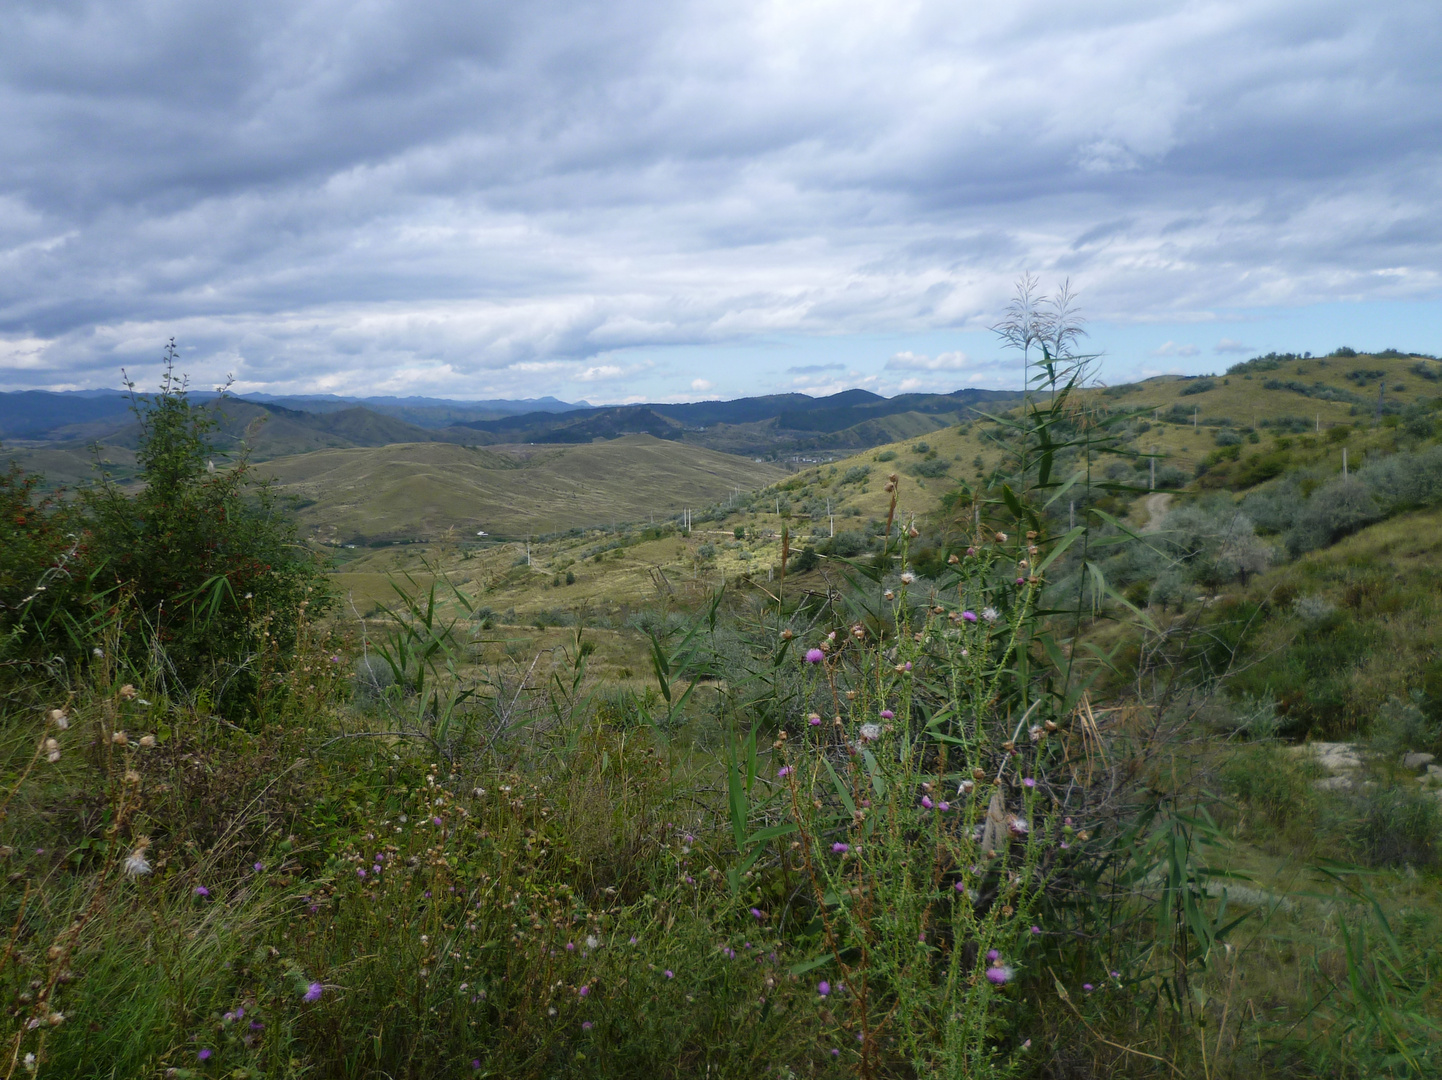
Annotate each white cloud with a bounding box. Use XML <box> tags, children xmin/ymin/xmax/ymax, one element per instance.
<box><xmin>885</xmin><ymin>350</ymin><xmax>974</xmax><ymax>371</ymax></box>
<box><xmin>1213</xmin><ymin>338</ymin><xmax>1253</xmax><ymax>354</ymax></box>
<box><xmin>1148</xmin><ymin>341</ymin><xmax>1201</xmax><ymax>358</ymax></box>
<box><xmin>690</xmin><ymin>378</ymin><xmax>713</xmax><ymax>391</ymax></box>
<box><xmin>0</xmin><ymin>0</ymin><xmax>1439</xmax><ymax>398</ymax></box>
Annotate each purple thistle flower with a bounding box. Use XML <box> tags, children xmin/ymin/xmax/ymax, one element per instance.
<box><xmin>1023</xmin><ymin>777</ymin><xmax>1036</xmax><ymax>788</ymax></box>
<box><xmin>904</xmin><ymin>662</ymin><xmax>912</xmax><ymax>671</ymax></box>
<box><xmin>578</xmin><ymin>984</ymin><xmax>589</xmax><ymax>997</ymax></box>
<box><xmin>432</xmin><ymin>816</ymin><xmax>442</xmax><ymax>826</ymax></box>
<box><xmin>566</xmin><ymin>942</ymin><xmax>575</xmax><ymax>952</ymax></box>
<box><xmin>303</xmin><ymin>982</ymin><xmax>323</xmax><ymax>1002</ymax></box>
<box><xmin>1111</xmin><ymin>970</ymin><xmax>1121</xmax><ymax>979</ymax></box>
<box><xmin>938</xmin><ymin>801</ymin><xmax>950</xmax><ymax>811</ymax></box>
<box><xmin>472</xmin><ymin>1060</ymin><xmax>482</xmax><ymax>1070</ymax></box>
<box><xmin>629</xmin><ymin>936</ymin><xmax>637</xmax><ymax>944</ymax></box>
<box><xmin>582</xmin><ymin>1020</ymin><xmax>593</xmax><ymax>1030</ymax></box>
<box><xmin>818</xmin><ymin>980</ymin><xmax>830</xmax><ymax>996</ymax></box>
<box><xmin>831</xmin><ymin>842</ymin><xmax>849</xmax><ymax>853</ymax></box>
<box><xmin>356</xmin><ymin>868</ymin><xmax>366</xmax><ymax>878</ymax></box>
<box><xmin>198</xmin><ymin>1048</ymin><xmax>212</xmax><ymax>1061</ymax></box>
<box><xmin>1083</xmin><ymin>983</ymin><xmax>1094</xmax><ymax>992</ymax></box>
<box><xmin>805</xmin><ymin>648</ymin><xmax>825</xmax><ymax>664</ymax></box>
<box><xmin>250</xmin><ymin>1020</ymin><xmax>264</xmax><ymax>1031</ymax></box>
<box><xmin>664</xmin><ymin>969</ymin><xmax>674</xmax><ymax>979</ymax></box>
<box><xmin>986</xmin><ymin>966</ymin><xmax>1013</xmax><ymax>985</ymax></box>
<box><xmin>1031</xmin><ymin>925</ymin><xmax>1042</xmax><ymax>934</ymax></box>
<box><xmin>880</xmin><ymin>709</ymin><xmax>894</xmax><ymax>720</ymax></box>
<box><xmin>955</xmin><ymin>880</ymin><xmax>966</xmax><ymax>892</ymax></box>
<box><xmin>253</xmin><ymin>862</ymin><xmax>263</xmax><ymax>872</ymax></box>
<box><xmin>750</xmin><ymin>907</ymin><xmax>764</xmax><ymax>919</ymax></box>
<box><xmin>808</xmin><ymin>714</ymin><xmax>822</xmax><ymax>726</ymax></box>
<box><xmin>921</xmin><ymin>795</ymin><xmax>934</xmax><ymax>809</ymax></box>
<box><xmin>961</xmin><ymin>610</ymin><xmax>978</xmax><ymax>623</ymax></box>
<box><xmin>777</xmin><ymin>766</ymin><xmax>790</xmax><ymax>778</ymax></box>
<box><xmin>986</xmin><ymin>949</ymin><xmax>1000</xmax><ymax>961</ymax></box>
<box><xmin>193</xmin><ymin>886</ymin><xmax>210</xmax><ymax>898</ymax></box>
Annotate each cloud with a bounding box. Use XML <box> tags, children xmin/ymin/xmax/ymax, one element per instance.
<box><xmin>0</xmin><ymin>0</ymin><xmax>1440</xmax><ymax>397</ymax></box>
<box><xmin>1213</xmin><ymin>338</ymin><xmax>1254</xmax><ymax>354</ymax></box>
<box><xmin>885</xmin><ymin>351</ymin><xmax>974</xmax><ymax>371</ymax></box>
<box><xmin>785</xmin><ymin>362</ymin><xmax>846</xmax><ymax>375</ymax></box>
<box><xmin>1148</xmin><ymin>341</ymin><xmax>1201</xmax><ymax>358</ymax></box>
<box><xmin>690</xmin><ymin>378</ymin><xmax>713</xmax><ymax>391</ymax></box>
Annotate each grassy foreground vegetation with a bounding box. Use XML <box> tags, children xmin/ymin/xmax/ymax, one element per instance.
<box><xmin>3</xmin><ymin>331</ymin><xmax>1441</xmax><ymax>1078</ymax></box>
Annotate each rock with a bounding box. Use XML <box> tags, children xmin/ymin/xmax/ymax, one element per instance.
<box><xmin>1402</xmin><ymin>752</ymin><xmax>1437</xmax><ymax>771</ymax></box>
<box><xmin>1298</xmin><ymin>742</ymin><xmax>1363</xmax><ymax>772</ymax></box>
<box><xmin>1425</xmin><ymin>764</ymin><xmax>1442</xmax><ymax>784</ymax></box>
<box><xmin>1314</xmin><ymin>775</ymin><xmax>1356</xmax><ymax>792</ymax></box>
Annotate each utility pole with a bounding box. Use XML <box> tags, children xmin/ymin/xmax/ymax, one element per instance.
<box><xmin>1150</xmin><ymin>451</ymin><xmax>1156</xmax><ymax>491</ymax></box>
<box><xmin>1069</xmin><ymin>501</ymin><xmax>1075</xmax><ymax>529</ymax></box>
<box><xmin>1343</xmin><ymin>447</ymin><xmax>1348</xmax><ymax>478</ymax></box>
<box><xmin>1193</xmin><ymin>405</ymin><xmax>1198</xmax><ymax>432</ymax></box>
<box><xmin>1375</xmin><ymin>379</ymin><xmax>1385</xmax><ymax>424</ymax></box>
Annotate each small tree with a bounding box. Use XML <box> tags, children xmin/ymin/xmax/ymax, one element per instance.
<box><xmin>84</xmin><ymin>342</ymin><xmax>329</xmax><ymax>709</ymax></box>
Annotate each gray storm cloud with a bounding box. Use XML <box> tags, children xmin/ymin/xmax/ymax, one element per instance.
<box><xmin>1</xmin><ymin>0</ymin><xmax>1439</xmax><ymax>394</ymax></box>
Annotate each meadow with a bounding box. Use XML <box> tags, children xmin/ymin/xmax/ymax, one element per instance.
<box><xmin>2</xmin><ymin>346</ymin><xmax>1441</xmax><ymax>1079</ymax></box>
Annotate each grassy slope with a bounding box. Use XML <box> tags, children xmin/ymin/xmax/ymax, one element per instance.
<box><xmin>259</xmin><ymin>435</ymin><xmax>788</xmax><ymax>544</ymax></box>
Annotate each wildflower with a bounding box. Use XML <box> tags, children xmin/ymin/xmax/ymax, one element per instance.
<box><xmin>664</xmin><ymin>970</ymin><xmax>674</xmax><ymax>979</ymax></box>
<box><xmin>582</xmin><ymin>1021</ymin><xmax>593</xmax><ymax>1030</ymax></box>
<box><xmin>1031</xmin><ymin>925</ymin><xmax>1042</xmax><ymax>935</ymax></box>
<box><xmin>961</xmin><ymin>610</ymin><xmax>977</xmax><ymax>623</ymax></box>
<box><xmin>578</xmin><ymin>984</ymin><xmax>589</xmax><ymax>997</ymax></box>
<box><xmin>808</xmin><ymin>713</ymin><xmax>821</xmax><ymax>726</ymax></box>
<box><xmin>47</xmin><ymin>1011</ymin><xmax>64</xmax><ymax>1026</ymax></box>
<box><xmin>920</xmin><ymin>796</ymin><xmax>933</xmax><ymax>810</ymax></box>
<box><xmin>119</xmin><ymin>685</ymin><xmax>137</xmax><ymax>701</ymax></box>
<box><xmin>111</xmin><ymin>730</ymin><xmax>128</xmax><ymax>745</ymax></box>
<box><xmin>139</xmin><ymin>734</ymin><xmax>156</xmax><ymax>748</ymax></box>
<box><xmin>566</xmin><ymin>942</ymin><xmax>576</xmax><ymax>952</ymax></box>
<box><xmin>44</xmin><ymin>738</ymin><xmax>60</xmax><ymax>763</ymax></box>
<box><xmin>198</xmin><ymin>1048</ymin><xmax>213</xmax><ymax>1061</ymax></box>
<box><xmin>750</xmin><ymin>907</ymin><xmax>764</xmax><ymax>919</ymax></box>
<box><xmin>981</xmin><ymin>607</ymin><xmax>999</xmax><ymax>623</ymax></box>
<box><xmin>985</xmin><ymin>965</ymin><xmax>1013</xmax><ymax>985</ymax></box>
<box><xmin>1007</xmin><ymin>816</ymin><xmax>1029</xmax><ymax>838</ymax></box>
<box><xmin>884</xmin><ymin>590</ymin><xmax>894</xmax><ymax>601</ymax></box>
<box><xmin>986</xmin><ymin>949</ymin><xmax>1000</xmax><ymax>961</ymax></box>
<box><xmin>1023</xmin><ymin>778</ymin><xmax>1036</xmax><ymax>789</ymax></box>
<box><xmin>92</xmin><ymin>647</ymin><xmax>104</xmax><ymax>658</ymax></box>
<box><xmin>777</xmin><ymin>766</ymin><xmax>790</xmax><ymax>778</ymax></box>
<box><xmin>858</xmin><ymin>723</ymin><xmax>881</xmax><ymax>742</ymax></box>
<box><xmin>124</xmin><ymin>769</ymin><xmax>141</xmax><ymax>785</ymax></box>
<box><xmin>431</xmin><ymin>816</ymin><xmax>442</xmax><ymax>826</ymax></box>
<box><xmin>47</xmin><ymin>709</ymin><xmax>69</xmax><ymax>729</ymax></box>
<box><xmin>1111</xmin><ymin>970</ymin><xmax>1121</xmax><ymax>979</ymax></box>
<box><xmin>124</xmin><ymin>842</ymin><xmax>152</xmax><ymax>877</ymax></box>
<box><xmin>995</xmin><ymin>531</ymin><xmax>1007</xmax><ymax>542</ymax></box>
<box><xmin>194</xmin><ymin>886</ymin><xmax>210</xmax><ymax>899</ymax></box>
<box><xmin>818</xmin><ymin>980</ymin><xmax>831</xmax><ymax>996</ymax></box>
<box><xmin>253</xmin><ymin>862</ymin><xmax>264</xmax><ymax>872</ymax></box>
<box><xmin>1082</xmin><ymin>983</ymin><xmax>1094</xmax><ymax>992</ymax></box>
<box><xmin>938</xmin><ymin>801</ymin><xmax>950</xmax><ymax>811</ymax></box>
<box><xmin>879</xmin><ymin>709</ymin><xmax>894</xmax><ymax>720</ymax></box>
<box><xmin>586</xmin><ymin>935</ymin><xmax>599</xmax><ymax>949</ymax></box>
<box><xmin>303</xmin><ymin>982</ymin><xmax>323</xmax><ymax>1002</ymax></box>
<box><xmin>957</xmin><ymin>780</ymin><xmax>974</xmax><ymax>795</ymax></box>
<box><xmin>472</xmin><ymin>1060</ymin><xmax>482</xmax><ymax>1069</ymax></box>
<box><xmin>357</xmin><ymin>868</ymin><xmax>366</xmax><ymax>878</ymax></box>
<box><xmin>900</xmin><ymin>572</ymin><xmax>915</xmax><ymax>585</ymax></box>
<box><xmin>804</xmin><ymin>648</ymin><xmax>824</xmax><ymax>664</ymax></box>
<box><xmin>831</xmin><ymin>843</ymin><xmax>849</xmax><ymax>854</ymax></box>
<box><xmin>23</xmin><ymin>1053</ymin><xmax>36</xmax><ymax>1073</ymax></box>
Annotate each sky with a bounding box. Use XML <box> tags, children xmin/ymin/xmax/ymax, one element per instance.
<box><xmin>2</xmin><ymin>0</ymin><xmax>1440</xmax><ymax>403</ymax></box>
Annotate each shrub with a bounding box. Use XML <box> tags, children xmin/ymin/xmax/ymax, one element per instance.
<box><xmin>1285</xmin><ymin>478</ymin><xmax>1381</xmax><ymax>555</ymax></box>
<box><xmin>841</xmin><ymin>465</ymin><xmax>871</xmax><ymax>485</ymax></box>
<box><xmin>82</xmin><ymin>351</ymin><xmax>330</xmax><ymax>709</ymax></box>
<box><xmin>1326</xmin><ymin>785</ymin><xmax>1442</xmax><ymax>867</ymax></box>
<box><xmin>874</xmin><ymin>450</ymin><xmax>896</xmax><ymax>462</ymax></box>
<box><xmin>909</xmin><ymin>458</ymin><xmax>951</xmax><ymax>478</ymax></box>
<box><xmin>1180</xmin><ymin>378</ymin><xmax>1216</xmax><ymax>396</ymax></box>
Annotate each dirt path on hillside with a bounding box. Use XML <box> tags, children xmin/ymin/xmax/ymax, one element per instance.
<box><xmin>1143</xmin><ymin>492</ymin><xmax>1173</xmax><ymax>532</ymax></box>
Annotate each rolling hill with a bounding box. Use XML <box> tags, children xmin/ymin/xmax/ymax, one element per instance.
<box><xmin>256</xmin><ymin>435</ymin><xmax>788</xmax><ymax>544</ymax></box>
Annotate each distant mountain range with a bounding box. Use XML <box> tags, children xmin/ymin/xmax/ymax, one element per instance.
<box><xmin>0</xmin><ymin>385</ymin><xmax>1019</xmax><ymax>460</ymax></box>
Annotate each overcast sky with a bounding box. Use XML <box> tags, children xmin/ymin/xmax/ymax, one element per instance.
<box><xmin>2</xmin><ymin>0</ymin><xmax>1439</xmax><ymax>402</ymax></box>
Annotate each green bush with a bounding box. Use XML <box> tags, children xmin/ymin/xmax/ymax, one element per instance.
<box><xmin>82</xmin><ymin>350</ymin><xmax>330</xmax><ymax>708</ymax></box>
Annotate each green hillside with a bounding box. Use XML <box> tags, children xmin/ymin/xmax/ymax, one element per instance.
<box><xmin>258</xmin><ymin>434</ymin><xmax>787</xmax><ymax>544</ymax></box>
